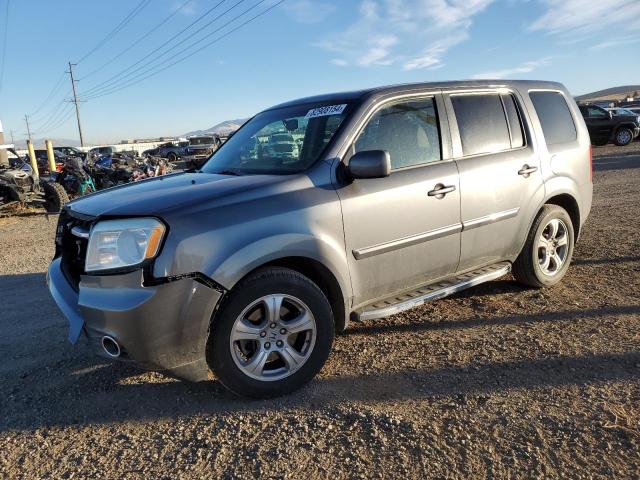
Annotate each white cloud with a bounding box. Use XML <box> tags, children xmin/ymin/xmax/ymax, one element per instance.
<box><xmin>316</xmin><ymin>0</ymin><xmax>494</xmax><ymax>69</ymax></box>
<box><xmin>529</xmin><ymin>0</ymin><xmax>640</xmax><ymax>39</ymax></box>
<box><xmin>471</xmin><ymin>58</ymin><xmax>552</xmax><ymax>79</ymax></box>
<box><xmin>283</xmin><ymin>0</ymin><xmax>336</xmax><ymax>24</ymax></box>
<box><xmin>590</xmin><ymin>36</ymin><xmax>640</xmax><ymax>52</ymax></box>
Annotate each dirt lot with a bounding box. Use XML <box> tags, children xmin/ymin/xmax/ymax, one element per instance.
<box><xmin>1</xmin><ymin>150</ymin><xmax>639</xmax><ymax>479</ymax></box>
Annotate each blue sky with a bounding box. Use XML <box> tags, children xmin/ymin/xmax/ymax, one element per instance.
<box><xmin>0</xmin><ymin>0</ymin><xmax>639</xmax><ymax>144</ymax></box>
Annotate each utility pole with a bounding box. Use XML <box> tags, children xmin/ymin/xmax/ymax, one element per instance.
<box><xmin>24</xmin><ymin>114</ymin><xmax>32</xmax><ymax>141</ymax></box>
<box><xmin>67</xmin><ymin>61</ymin><xmax>84</xmax><ymax>147</ymax></box>
<box><xmin>10</xmin><ymin>130</ymin><xmax>14</xmax><ymax>144</ymax></box>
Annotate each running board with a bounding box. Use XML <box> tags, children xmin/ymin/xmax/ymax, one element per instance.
<box><xmin>354</xmin><ymin>262</ymin><xmax>511</xmax><ymax>321</ymax></box>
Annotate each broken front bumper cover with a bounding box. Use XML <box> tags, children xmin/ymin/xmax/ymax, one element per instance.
<box><xmin>46</xmin><ymin>257</ymin><xmax>223</xmax><ymax>381</ymax></box>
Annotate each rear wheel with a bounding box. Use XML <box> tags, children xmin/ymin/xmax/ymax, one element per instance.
<box><xmin>615</xmin><ymin>127</ymin><xmax>633</xmax><ymax>146</ymax></box>
<box><xmin>167</xmin><ymin>152</ymin><xmax>178</xmax><ymax>162</ymax></box>
<box><xmin>207</xmin><ymin>267</ymin><xmax>334</xmax><ymax>398</ymax></box>
<box><xmin>513</xmin><ymin>205</ymin><xmax>574</xmax><ymax>288</ymax></box>
<box><xmin>42</xmin><ymin>182</ymin><xmax>69</xmax><ymax>213</ymax></box>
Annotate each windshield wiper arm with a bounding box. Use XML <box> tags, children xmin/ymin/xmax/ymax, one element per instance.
<box><xmin>216</xmin><ymin>169</ymin><xmax>242</xmax><ymax>176</ymax></box>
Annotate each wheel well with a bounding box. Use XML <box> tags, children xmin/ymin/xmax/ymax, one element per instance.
<box><xmin>545</xmin><ymin>194</ymin><xmax>580</xmax><ymax>238</ymax></box>
<box><xmin>260</xmin><ymin>256</ymin><xmax>347</xmax><ymax>333</ymax></box>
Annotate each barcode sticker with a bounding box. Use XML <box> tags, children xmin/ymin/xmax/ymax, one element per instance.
<box><xmin>305</xmin><ymin>104</ymin><xmax>347</xmax><ymax>119</ymax></box>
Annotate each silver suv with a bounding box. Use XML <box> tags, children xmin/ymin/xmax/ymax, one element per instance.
<box><xmin>47</xmin><ymin>80</ymin><xmax>593</xmax><ymax>398</ymax></box>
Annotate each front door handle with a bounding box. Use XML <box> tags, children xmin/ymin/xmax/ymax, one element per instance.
<box><xmin>518</xmin><ymin>164</ymin><xmax>538</xmax><ymax>177</ymax></box>
<box><xmin>428</xmin><ymin>184</ymin><xmax>456</xmax><ymax>199</ymax></box>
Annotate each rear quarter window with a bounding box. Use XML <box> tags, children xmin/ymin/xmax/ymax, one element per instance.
<box><xmin>529</xmin><ymin>91</ymin><xmax>577</xmax><ymax>146</ymax></box>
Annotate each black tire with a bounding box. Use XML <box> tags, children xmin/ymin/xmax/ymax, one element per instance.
<box><xmin>513</xmin><ymin>205</ymin><xmax>575</xmax><ymax>288</ymax></box>
<box><xmin>614</xmin><ymin>127</ymin><xmax>633</xmax><ymax>146</ymax></box>
<box><xmin>207</xmin><ymin>267</ymin><xmax>334</xmax><ymax>398</ymax></box>
<box><xmin>167</xmin><ymin>152</ymin><xmax>178</xmax><ymax>163</ymax></box>
<box><xmin>42</xmin><ymin>182</ymin><xmax>69</xmax><ymax>213</ymax></box>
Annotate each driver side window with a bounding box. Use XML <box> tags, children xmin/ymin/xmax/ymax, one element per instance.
<box><xmin>355</xmin><ymin>98</ymin><xmax>441</xmax><ymax>170</ymax></box>
<box><xmin>588</xmin><ymin>107</ymin><xmax>606</xmax><ymax>117</ymax></box>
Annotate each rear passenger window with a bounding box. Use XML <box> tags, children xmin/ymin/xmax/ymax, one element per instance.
<box><xmin>355</xmin><ymin>98</ymin><xmax>441</xmax><ymax>170</ymax></box>
<box><xmin>529</xmin><ymin>91</ymin><xmax>577</xmax><ymax>145</ymax></box>
<box><xmin>451</xmin><ymin>94</ymin><xmax>511</xmax><ymax>156</ymax></box>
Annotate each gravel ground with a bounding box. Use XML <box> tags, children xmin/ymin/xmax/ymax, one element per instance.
<box><xmin>1</xmin><ymin>151</ymin><xmax>639</xmax><ymax>479</ymax></box>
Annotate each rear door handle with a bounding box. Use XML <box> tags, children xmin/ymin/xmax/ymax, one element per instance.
<box><xmin>428</xmin><ymin>184</ymin><xmax>456</xmax><ymax>198</ymax></box>
<box><xmin>518</xmin><ymin>165</ymin><xmax>538</xmax><ymax>177</ymax></box>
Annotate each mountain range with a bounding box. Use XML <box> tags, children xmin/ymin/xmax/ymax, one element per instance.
<box><xmin>183</xmin><ymin>118</ymin><xmax>247</xmax><ymax>137</ymax></box>
<box><xmin>575</xmin><ymin>85</ymin><xmax>640</xmax><ymax>102</ymax></box>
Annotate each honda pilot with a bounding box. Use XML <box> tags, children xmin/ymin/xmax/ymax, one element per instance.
<box><xmin>47</xmin><ymin>80</ymin><xmax>593</xmax><ymax>398</ymax></box>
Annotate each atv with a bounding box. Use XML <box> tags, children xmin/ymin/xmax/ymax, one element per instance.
<box><xmin>0</xmin><ymin>146</ymin><xmax>69</xmax><ymax>213</ymax></box>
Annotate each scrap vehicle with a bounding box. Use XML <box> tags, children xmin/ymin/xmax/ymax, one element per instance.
<box><xmin>55</xmin><ymin>156</ymin><xmax>97</xmax><ymax>197</ymax></box>
<box><xmin>578</xmin><ymin>103</ymin><xmax>640</xmax><ymax>146</ymax></box>
<box><xmin>47</xmin><ymin>80</ymin><xmax>592</xmax><ymax>398</ymax></box>
<box><xmin>183</xmin><ymin>134</ymin><xmax>222</xmax><ymax>168</ymax></box>
<box><xmin>33</xmin><ymin>149</ymin><xmax>68</xmax><ymax>175</ymax></box>
<box><xmin>53</xmin><ymin>146</ymin><xmax>87</xmax><ymax>161</ymax></box>
<box><xmin>142</xmin><ymin>141</ymin><xmax>189</xmax><ymax>162</ymax></box>
<box><xmin>0</xmin><ymin>145</ymin><xmax>69</xmax><ymax>212</ymax></box>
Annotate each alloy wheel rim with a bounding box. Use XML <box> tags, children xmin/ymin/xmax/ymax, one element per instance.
<box><xmin>536</xmin><ymin>218</ymin><xmax>569</xmax><ymax>276</ymax></box>
<box><xmin>229</xmin><ymin>294</ymin><xmax>317</xmax><ymax>381</ymax></box>
<box><xmin>618</xmin><ymin>130</ymin><xmax>631</xmax><ymax>144</ymax></box>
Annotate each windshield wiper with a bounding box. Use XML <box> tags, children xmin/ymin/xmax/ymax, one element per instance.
<box><xmin>215</xmin><ymin>169</ymin><xmax>243</xmax><ymax>176</ymax></box>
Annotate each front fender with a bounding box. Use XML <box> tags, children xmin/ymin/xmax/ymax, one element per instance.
<box><xmin>208</xmin><ymin>233</ymin><xmax>351</xmax><ymax>299</ymax></box>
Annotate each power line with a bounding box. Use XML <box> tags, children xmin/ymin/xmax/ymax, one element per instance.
<box><xmin>34</xmin><ymin>107</ymin><xmax>75</xmax><ymax>135</ymax></box>
<box><xmin>79</xmin><ymin>0</ymin><xmax>197</xmax><ymax>80</ymax></box>
<box><xmin>81</xmin><ymin>0</ymin><xmax>244</xmax><ymax>97</ymax></box>
<box><xmin>84</xmin><ymin>0</ymin><xmax>284</xmax><ymax>101</ymax></box>
<box><xmin>0</xmin><ymin>0</ymin><xmax>10</xmax><ymax>97</ymax></box>
<box><xmin>76</xmin><ymin>0</ymin><xmax>152</xmax><ymax>64</ymax></box>
<box><xmin>28</xmin><ymin>72</ymin><xmax>67</xmax><ymax>117</ymax></box>
<box><xmin>80</xmin><ymin>0</ymin><xmax>230</xmax><ymax>97</ymax></box>
<box><xmin>31</xmin><ymin>102</ymin><xmax>73</xmax><ymax>134</ymax></box>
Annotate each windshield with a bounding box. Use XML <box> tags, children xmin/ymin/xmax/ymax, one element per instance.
<box><xmin>201</xmin><ymin>102</ymin><xmax>351</xmax><ymax>175</ymax></box>
<box><xmin>190</xmin><ymin>137</ymin><xmax>214</xmax><ymax>145</ymax></box>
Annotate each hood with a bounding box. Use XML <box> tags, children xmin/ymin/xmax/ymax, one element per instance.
<box><xmin>67</xmin><ymin>172</ymin><xmax>292</xmax><ymax>218</ymax></box>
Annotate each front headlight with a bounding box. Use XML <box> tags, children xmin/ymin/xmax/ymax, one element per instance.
<box><xmin>85</xmin><ymin>218</ymin><xmax>166</xmax><ymax>272</ymax></box>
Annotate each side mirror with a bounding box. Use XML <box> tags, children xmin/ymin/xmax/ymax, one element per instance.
<box><xmin>347</xmin><ymin>150</ymin><xmax>391</xmax><ymax>179</ymax></box>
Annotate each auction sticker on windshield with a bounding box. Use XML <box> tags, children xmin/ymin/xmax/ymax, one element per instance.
<box><xmin>305</xmin><ymin>104</ymin><xmax>347</xmax><ymax>119</ymax></box>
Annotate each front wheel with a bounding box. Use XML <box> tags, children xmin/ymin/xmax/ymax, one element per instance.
<box><xmin>207</xmin><ymin>267</ymin><xmax>335</xmax><ymax>398</ymax></box>
<box><xmin>615</xmin><ymin>128</ymin><xmax>633</xmax><ymax>146</ymax></box>
<box><xmin>513</xmin><ymin>205</ymin><xmax>575</xmax><ymax>288</ymax></box>
<box><xmin>42</xmin><ymin>182</ymin><xmax>69</xmax><ymax>213</ymax></box>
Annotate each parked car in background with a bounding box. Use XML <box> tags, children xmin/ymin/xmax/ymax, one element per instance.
<box><xmin>33</xmin><ymin>149</ymin><xmax>67</xmax><ymax>175</ymax></box>
<box><xmin>48</xmin><ymin>80</ymin><xmax>592</xmax><ymax>398</ymax></box>
<box><xmin>89</xmin><ymin>146</ymin><xmax>115</xmax><ymax>157</ymax></box>
<box><xmin>578</xmin><ymin>104</ymin><xmax>640</xmax><ymax>146</ymax></box>
<box><xmin>262</xmin><ymin>132</ymin><xmax>299</xmax><ymax>160</ymax></box>
<box><xmin>53</xmin><ymin>146</ymin><xmax>86</xmax><ymax>161</ymax></box>
<box><xmin>142</xmin><ymin>141</ymin><xmax>189</xmax><ymax>162</ymax></box>
<box><xmin>183</xmin><ymin>134</ymin><xmax>222</xmax><ymax>168</ymax></box>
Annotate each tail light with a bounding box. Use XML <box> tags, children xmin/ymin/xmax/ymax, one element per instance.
<box><xmin>589</xmin><ymin>145</ymin><xmax>593</xmax><ymax>183</ymax></box>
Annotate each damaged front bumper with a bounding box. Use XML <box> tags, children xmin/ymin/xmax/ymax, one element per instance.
<box><xmin>47</xmin><ymin>257</ymin><xmax>223</xmax><ymax>381</ymax></box>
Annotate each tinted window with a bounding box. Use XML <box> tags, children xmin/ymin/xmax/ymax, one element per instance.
<box><xmin>529</xmin><ymin>91</ymin><xmax>577</xmax><ymax>145</ymax></box>
<box><xmin>502</xmin><ymin>94</ymin><xmax>525</xmax><ymax>148</ymax></box>
<box><xmin>355</xmin><ymin>99</ymin><xmax>441</xmax><ymax>169</ymax></box>
<box><xmin>587</xmin><ymin>106</ymin><xmax>607</xmax><ymax>117</ymax></box>
<box><xmin>451</xmin><ymin>94</ymin><xmax>511</xmax><ymax>156</ymax></box>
